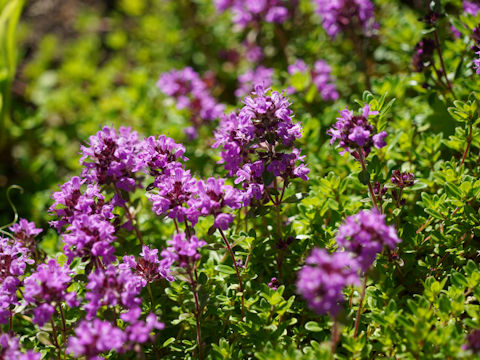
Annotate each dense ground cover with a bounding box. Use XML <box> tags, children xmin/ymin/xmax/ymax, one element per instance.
<box><xmin>1</xmin><ymin>0</ymin><xmax>480</xmax><ymax>358</ymax></box>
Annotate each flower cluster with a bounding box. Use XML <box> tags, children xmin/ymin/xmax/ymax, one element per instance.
<box><xmin>464</xmin><ymin>329</ymin><xmax>480</xmax><ymax>354</ymax></box>
<box><xmin>214</xmin><ymin>85</ymin><xmax>309</xmax><ymax>201</ymax></box>
<box><xmin>336</xmin><ymin>209</ymin><xmax>401</xmax><ymax>271</ymax></box>
<box><xmin>81</xmin><ymin>126</ymin><xmax>144</xmax><ymax>192</ymax></box>
<box><xmin>464</xmin><ymin>1</ymin><xmax>480</xmax><ymax>16</ymax></box>
<box><xmin>391</xmin><ymin>170</ymin><xmax>415</xmax><ymax>188</ymax></box>
<box><xmin>194</xmin><ymin>177</ymin><xmax>244</xmax><ymax>230</ymax></box>
<box><xmin>287</xmin><ymin>59</ymin><xmax>338</xmax><ymax>101</ymax></box>
<box><xmin>327</xmin><ymin>104</ymin><xmax>386</xmax><ymax>159</ymax></box>
<box><xmin>157</xmin><ymin>67</ymin><xmax>224</xmax><ymax>139</ymax></box>
<box><xmin>235</xmin><ymin>66</ymin><xmax>274</xmax><ymax>98</ymax></box>
<box><xmin>412</xmin><ymin>38</ymin><xmax>435</xmax><ymax>73</ymax></box>
<box><xmin>62</xmin><ymin>213</ymin><xmax>117</xmax><ymax>265</ymax></box>
<box><xmin>9</xmin><ymin>219</ymin><xmax>42</xmax><ymax>254</ymax></box>
<box><xmin>215</xmin><ymin>0</ymin><xmax>289</xmax><ymax>28</ymax></box>
<box><xmin>296</xmin><ymin>249</ymin><xmax>359</xmax><ymax>317</ymax></box>
<box><xmin>0</xmin><ymin>334</ymin><xmax>40</xmax><ymax>360</ymax></box>
<box><xmin>312</xmin><ymin>0</ymin><xmax>376</xmax><ymax>38</ymax></box>
<box><xmin>0</xmin><ymin>237</ymin><xmax>34</xmax><ymax>324</ymax></box>
<box><xmin>161</xmin><ymin>233</ymin><xmax>206</xmax><ymax>269</ymax></box>
<box><xmin>49</xmin><ymin>176</ymin><xmax>114</xmax><ymax>232</ymax></box>
<box><xmin>84</xmin><ymin>261</ymin><xmax>146</xmax><ymax>319</ymax></box>
<box><xmin>67</xmin><ymin>319</ymin><xmax>126</xmax><ymax>359</ymax></box>
<box><xmin>23</xmin><ymin>259</ymin><xmax>77</xmax><ymax>326</ymax></box>
<box><xmin>124</xmin><ymin>245</ymin><xmax>173</xmax><ymax>283</ymax></box>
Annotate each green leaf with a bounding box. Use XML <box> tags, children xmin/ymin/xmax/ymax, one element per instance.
<box><xmin>305</xmin><ymin>321</ymin><xmax>323</xmax><ymax>332</ymax></box>
<box><xmin>445</xmin><ymin>182</ymin><xmax>463</xmax><ymax>200</ymax></box>
<box><xmin>358</xmin><ymin>169</ymin><xmax>370</xmax><ymax>185</ymax></box>
<box><xmin>215</xmin><ymin>265</ymin><xmax>237</xmax><ymax>275</ymax></box>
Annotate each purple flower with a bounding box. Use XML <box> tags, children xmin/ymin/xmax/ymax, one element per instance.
<box><xmin>474</xmin><ymin>51</ymin><xmax>480</xmax><ymax>74</ymax></box>
<box><xmin>327</xmin><ymin>104</ymin><xmax>385</xmax><ymax>158</ymax></box>
<box><xmin>49</xmin><ymin>176</ymin><xmax>114</xmax><ymax>232</ymax></box>
<box><xmin>84</xmin><ymin>261</ymin><xmax>146</xmax><ymax>319</ymax></box>
<box><xmin>464</xmin><ymin>329</ymin><xmax>480</xmax><ymax>353</ymax></box>
<box><xmin>68</xmin><ymin>319</ymin><xmax>126</xmax><ymax>359</ymax></box>
<box><xmin>0</xmin><ymin>237</ymin><xmax>34</xmax><ymax>324</ymax></box>
<box><xmin>215</xmin><ymin>0</ymin><xmax>290</xmax><ymax>28</ymax></box>
<box><xmin>62</xmin><ymin>213</ymin><xmax>116</xmax><ymax>265</ymax></box>
<box><xmin>24</xmin><ymin>259</ymin><xmax>77</xmax><ymax>326</ymax></box>
<box><xmin>214</xmin><ymin>86</ymin><xmax>308</xmax><ymax>200</ymax></box>
<box><xmin>161</xmin><ymin>233</ymin><xmax>206</xmax><ymax>270</ymax></box>
<box><xmin>0</xmin><ymin>334</ymin><xmax>41</xmax><ymax>360</ymax></box>
<box><xmin>139</xmin><ymin>135</ymin><xmax>186</xmax><ymax>177</ymax></box>
<box><xmin>390</xmin><ymin>170</ymin><xmax>415</xmax><ymax>188</ymax></box>
<box><xmin>235</xmin><ymin>66</ymin><xmax>274</xmax><ymax>98</ymax></box>
<box><xmin>296</xmin><ymin>249</ymin><xmax>360</xmax><ymax>317</ymax></box>
<box><xmin>124</xmin><ymin>312</ymin><xmax>165</xmax><ymax>344</ymax></box>
<box><xmin>157</xmin><ymin>68</ymin><xmax>224</xmax><ymax>138</ymax></box>
<box><xmin>312</xmin><ymin>60</ymin><xmax>339</xmax><ymax>101</ymax></box>
<box><xmin>313</xmin><ymin>0</ymin><xmax>376</xmax><ymax>38</ymax></box>
<box><xmin>147</xmin><ymin>167</ymin><xmax>200</xmax><ymax>225</ymax></box>
<box><xmin>192</xmin><ymin>177</ymin><xmax>243</xmax><ymax>229</ymax></box>
<box><xmin>9</xmin><ymin>219</ymin><xmax>42</xmax><ymax>253</ymax></box>
<box><xmin>125</xmin><ymin>245</ymin><xmax>173</xmax><ymax>283</ymax></box>
<box><xmin>412</xmin><ymin>38</ymin><xmax>435</xmax><ymax>72</ymax></box>
<box><xmin>336</xmin><ymin>209</ymin><xmax>401</xmax><ymax>272</ymax></box>
<box><xmin>214</xmin><ymin>213</ymin><xmax>234</xmax><ymax>230</ymax></box>
<box><xmin>243</xmin><ymin>41</ymin><xmax>264</xmax><ymax>62</ymax></box>
<box><xmin>288</xmin><ymin>59</ymin><xmax>308</xmax><ymax>75</ymax></box>
<box><xmin>268</xmin><ymin>277</ymin><xmax>279</xmax><ymax>290</ymax></box>
<box><xmin>80</xmin><ymin>126</ymin><xmax>144</xmax><ymax>192</ymax></box>
<box><xmin>464</xmin><ymin>1</ymin><xmax>480</xmax><ymax>16</ymax></box>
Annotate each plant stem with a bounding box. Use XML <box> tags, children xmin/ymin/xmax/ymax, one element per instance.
<box><xmin>114</xmin><ymin>185</ymin><xmax>144</xmax><ymax>245</ymax></box>
<box><xmin>187</xmin><ymin>266</ymin><xmax>203</xmax><ymax>360</ymax></box>
<box><xmin>147</xmin><ymin>283</ymin><xmax>156</xmax><ymax>309</ymax></box>
<box><xmin>50</xmin><ymin>317</ymin><xmax>61</xmax><ymax>360</ymax></box>
<box><xmin>331</xmin><ymin>319</ymin><xmax>340</xmax><ymax>354</ymax></box>
<box><xmin>358</xmin><ymin>151</ymin><xmax>379</xmax><ymax>212</ymax></box>
<box><xmin>460</xmin><ymin>123</ymin><xmax>473</xmax><ymax>166</ymax></box>
<box><xmin>353</xmin><ymin>275</ymin><xmax>368</xmax><ymax>339</ymax></box>
<box><xmin>433</xmin><ymin>30</ymin><xmax>456</xmax><ymax>99</ymax></box>
<box><xmin>218</xmin><ymin>228</ymin><xmax>245</xmax><ymax>320</ymax></box>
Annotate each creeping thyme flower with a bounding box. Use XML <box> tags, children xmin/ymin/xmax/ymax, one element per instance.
<box><xmin>296</xmin><ymin>249</ymin><xmax>359</xmax><ymax>317</ymax></box>
<box><xmin>161</xmin><ymin>233</ymin><xmax>206</xmax><ymax>269</ymax></box>
<box><xmin>0</xmin><ymin>237</ymin><xmax>34</xmax><ymax>324</ymax></box>
<box><xmin>0</xmin><ymin>334</ymin><xmax>41</xmax><ymax>360</ymax></box>
<box><xmin>287</xmin><ymin>59</ymin><xmax>338</xmax><ymax>101</ymax></box>
<box><xmin>68</xmin><ymin>319</ymin><xmax>126</xmax><ymax>359</ymax></box>
<box><xmin>124</xmin><ymin>245</ymin><xmax>173</xmax><ymax>283</ymax></box>
<box><xmin>147</xmin><ymin>167</ymin><xmax>200</xmax><ymax>225</ymax></box>
<box><xmin>121</xmin><ymin>308</ymin><xmax>165</xmax><ymax>344</ymax></box>
<box><xmin>235</xmin><ymin>66</ymin><xmax>274</xmax><ymax>98</ymax></box>
<box><xmin>243</xmin><ymin>41</ymin><xmax>264</xmax><ymax>62</ymax></box>
<box><xmin>268</xmin><ymin>277</ymin><xmax>279</xmax><ymax>290</ymax></box>
<box><xmin>313</xmin><ymin>0</ymin><xmax>376</xmax><ymax>38</ymax></box>
<box><xmin>214</xmin><ymin>86</ymin><xmax>309</xmax><ymax>200</ymax></box>
<box><xmin>81</xmin><ymin>126</ymin><xmax>144</xmax><ymax>192</ymax></box>
<box><xmin>336</xmin><ymin>209</ymin><xmax>401</xmax><ymax>271</ymax></box>
<box><xmin>157</xmin><ymin>68</ymin><xmax>224</xmax><ymax>139</ymax></box>
<box><xmin>327</xmin><ymin>104</ymin><xmax>386</xmax><ymax>159</ymax></box>
<box><xmin>390</xmin><ymin>170</ymin><xmax>415</xmax><ymax>188</ymax></box>
<box><xmin>24</xmin><ymin>259</ymin><xmax>77</xmax><ymax>326</ymax></box>
<box><xmin>412</xmin><ymin>38</ymin><xmax>435</xmax><ymax>72</ymax></box>
<box><xmin>62</xmin><ymin>213</ymin><xmax>117</xmax><ymax>265</ymax></box>
<box><xmin>464</xmin><ymin>329</ymin><xmax>480</xmax><ymax>353</ymax></box>
<box><xmin>84</xmin><ymin>261</ymin><xmax>146</xmax><ymax>319</ymax></box>
<box><xmin>194</xmin><ymin>177</ymin><xmax>244</xmax><ymax>230</ymax></box>
<box><xmin>474</xmin><ymin>51</ymin><xmax>480</xmax><ymax>74</ymax></box>
<box><xmin>215</xmin><ymin>0</ymin><xmax>289</xmax><ymax>28</ymax></box>
<box><xmin>312</xmin><ymin>60</ymin><xmax>339</xmax><ymax>101</ymax></box>
<box><xmin>139</xmin><ymin>135</ymin><xmax>186</xmax><ymax>177</ymax></box>
<box><xmin>9</xmin><ymin>219</ymin><xmax>42</xmax><ymax>253</ymax></box>
<box><xmin>464</xmin><ymin>1</ymin><xmax>480</xmax><ymax>16</ymax></box>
